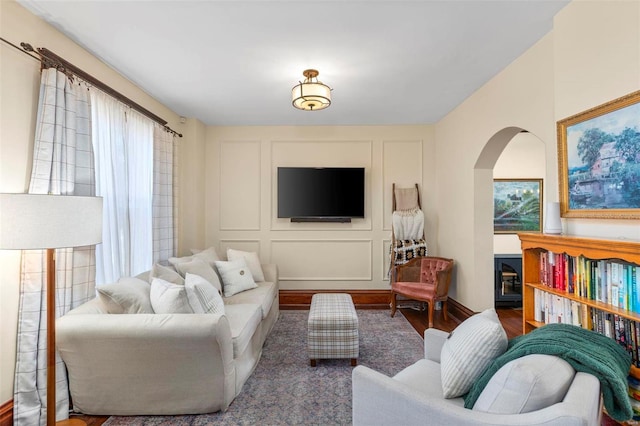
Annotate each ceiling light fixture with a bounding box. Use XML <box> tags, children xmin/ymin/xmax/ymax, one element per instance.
<box><xmin>292</xmin><ymin>69</ymin><xmax>332</xmax><ymax>111</ymax></box>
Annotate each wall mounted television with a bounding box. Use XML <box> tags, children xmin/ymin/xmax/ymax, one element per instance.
<box><xmin>277</xmin><ymin>167</ymin><xmax>365</xmax><ymax>222</ymax></box>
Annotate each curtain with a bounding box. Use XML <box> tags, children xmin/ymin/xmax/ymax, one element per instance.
<box><xmin>13</xmin><ymin>69</ymin><xmax>96</xmax><ymax>425</ymax></box>
<box><xmin>91</xmin><ymin>90</ymin><xmax>153</xmax><ymax>284</ymax></box>
<box><xmin>152</xmin><ymin>126</ymin><xmax>176</xmax><ymax>263</ymax></box>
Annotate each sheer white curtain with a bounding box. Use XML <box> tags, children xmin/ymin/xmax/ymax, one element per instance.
<box><xmin>90</xmin><ymin>90</ymin><xmax>153</xmax><ymax>284</ymax></box>
<box><xmin>14</xmin><ymin>68</ymin><xmax>96</xmax><ymax>425</ymax></box>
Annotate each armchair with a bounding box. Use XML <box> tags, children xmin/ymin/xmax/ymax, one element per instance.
<box><xmin>352</xmin><ymin>328</ymin><xmax>602</xmax><ymax>426</ymax></box>
<box><xmin>390</xmin><ymin>256</ymin><xmax>454</xmax><ymax>328</ymax></box>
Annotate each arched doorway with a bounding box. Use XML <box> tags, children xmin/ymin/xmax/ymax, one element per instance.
<box><xmin>474</xmin><ymin>127</ymin><xmax>547</xmax><ymax>325</ymax></box>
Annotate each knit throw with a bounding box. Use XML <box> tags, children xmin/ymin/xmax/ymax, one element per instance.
<box><xmin>463</xmin><ymin>323</ymin><xmax>633</xmax><ymax>422</ymax></box>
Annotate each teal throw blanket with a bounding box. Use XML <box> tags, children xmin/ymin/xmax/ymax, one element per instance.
<box><xmin>463</xmin><ymin>323</ymin><xmax>632</xmax><ymax>422</ymax></box>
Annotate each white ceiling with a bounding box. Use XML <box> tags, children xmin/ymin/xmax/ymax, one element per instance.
<box><xmin>17</xmin><ymin>0</ymin><xmax>569</xmax><ymax>126</ymax></box>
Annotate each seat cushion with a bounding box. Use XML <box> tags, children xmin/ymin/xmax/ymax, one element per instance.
<box><xmin>224</xmin><ymin>304</ymin><xmax>262</xmax><ymax>358</ymax></box>
<box><xmin>392</xmin><ymin>281</ymin><xmax>435</xmax><ymax>300</ymax></box>
<box><xmin>440</xmin><ymin>308</ymin><xmax>508</xmax><ymax>398</ymax></box>
<box><xmin>472</xmin><ymin>354</ymin><xmax>575</xmax><ymax>414</ymax></box>
<box><xmin>394</xmin><ymin>359</ymin><xmax>466</xmax><ymax>407</ymax></box>
<box><xmin>223</xmin><ymin>281</ymin><xmax>276</xmax><ymax>319</ymax></box>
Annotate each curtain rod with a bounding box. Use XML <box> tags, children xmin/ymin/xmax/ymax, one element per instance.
<box><xmin>1</xmin><ymin>37</ymin><xmax>183</xmax><ymax>138</ymax></box>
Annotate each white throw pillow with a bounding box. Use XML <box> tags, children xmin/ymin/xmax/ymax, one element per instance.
<box><xmin>97</xmin><ymin>277</ymin><xmax>154</xmax><ymax>314</ymax></box>
<box><xmin>473</xmin><ymin>354</ymin><xmax>575</xmax><ymax>414</ymax></box>
<box><xmin>170</xmin><ymin>247</ymin><xmax>221</xmax><ymax>269</ymax></box>
<box><xmin>150</xmin><ymin>263</ymin><xmax>185</xmax><ymax>285</ymax></box>
<box><xmin>441</xmin><ymin>308</ymin><xmax>508</xmax><ymax>398</ymax></box>
<box><xmin>215</xmin><ymin>258</ymin><xmax>258</xmax><ymax>297</ymax></box>
<box><xmin>174</xmin><ymin>258</ymin><xmax>222</xmax><ymax>294</ymax></box>
<box><xmin>184</xmin><ymin>273</ymin><xmax>225</xmax><ymax>314</ymax></box>
<box><xmin>227</xmin><ymin>248</ymin><xmax>265</xmax><ymax>282</ymax></box>
<box><xmin>150</xmin><ymin>278</ymin><xmax>193</xmax><ymax>314</ymax></box>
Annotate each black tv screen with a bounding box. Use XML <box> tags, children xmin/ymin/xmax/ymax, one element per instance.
<box><xmin>277</xmin><ymin>167</ymin><xmax>365</xmax><ymax>220</ymax></box>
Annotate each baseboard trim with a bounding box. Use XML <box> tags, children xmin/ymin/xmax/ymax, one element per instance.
<box><xmin>447</xmin><ymin>298</ymin><xmax>475</xmax><ymax>322</ymax></box>
<box><xmin>0</xmin><ymin>399</ymin><xmax>12</xmax><ymax>426</ymax></box>
<box><xmin>279</xmin><ymin>289</ymin><xmax>391</xmax><ymax>309</ymax></box>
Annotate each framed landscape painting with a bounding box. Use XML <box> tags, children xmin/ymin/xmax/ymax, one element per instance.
<box><xmin>493</xmin><ymin>179</ymin><xmax>543</xmax><ymax>234</ymax></box>
<box><xmin>557</xmin><ymin>90</ymin><xmax>640</xmax><ymax>219</ymax></box>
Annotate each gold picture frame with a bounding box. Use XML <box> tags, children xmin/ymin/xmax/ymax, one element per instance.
<box><xmin>557</xmin><ymin>90</ymin><xmax>640</xmax><ymax>219</ymax></box>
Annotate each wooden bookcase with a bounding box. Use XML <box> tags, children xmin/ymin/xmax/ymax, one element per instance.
<box><xmin>518</xmin><ymin>232</ymin><xmax>640</xmax><ymax>335</ymax></box>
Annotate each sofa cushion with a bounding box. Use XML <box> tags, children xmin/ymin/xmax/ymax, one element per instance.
<box><xmin>215</xmin><ymin>258</ymin><xmax>258</xmax><ymax>297</ymax></box>
<box><xmin>227</xmin><ymin>248</ymin><xmax>265</xmax><ymax>282</ymax></box>
<box><xmin>174</xmin><ymin>258</ymin><xmax>222</xmax><ymax>294</ymax></box>
<box><xmin>171</xmin><ymin>247</ymin><xmax>222</xmax><ymax>269</ymax></box>
<box><xmin>440</xmin><ymin>308</ymin><xmax>507</xmax><ymax>398</ymax></box>
<box><xmin>223</xmin><ymin>304</ymin><xmax>262</xmax><ymax>358</ymax></box>
<box><xmin>394</xmin><ymin>359</ymin><xmax>465</xmax><ymax>407</ymax></box>
<box><xmin>224</xmin><ymin>281</ymin><xmax>276</xmax><ymax>319</ymax></box>
<box><xmin>150</xmin><ymin>278</ymin><xmax>193</xmax><ymax>314</ymax></box>
<box><xmin>472</xmin><ymin>354</ymin><xmax>575</xmax><ymax>414</ymax></box>
<box><xmin>150</xmin><ymin>263</ymin><xmax>185</xmax><ymax>285</ymax></box>
<box><xmin>97</xmin><ymin>277</ymin><xmax>154</xmax><ymax>314</ymax></box>
<box><xmin>185</xmin><ymin>273</ymin><xmax>226</xmax><ymax>314</ymax></box>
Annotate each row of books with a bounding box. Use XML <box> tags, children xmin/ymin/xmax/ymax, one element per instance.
<box><xmin>533</xmin><ymin>288</ymin><xmax>640</xmax><ymax>367</ymax></box>
<box><xmin>539</xmin><ymin>251</ymin><xmax>640</xmax><ymax>313</ymax></box>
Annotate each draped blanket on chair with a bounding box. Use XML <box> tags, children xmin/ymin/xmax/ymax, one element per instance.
<box><xmin>464</xmin><ymin>323</ymin><xmax>633</xmax><ymax>422</ymax></box>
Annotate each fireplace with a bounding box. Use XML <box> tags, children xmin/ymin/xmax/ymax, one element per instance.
<box><xmin>494</xmin><ymin>254</ymin><xmax>522</xmax><ymax>307</ymax></box>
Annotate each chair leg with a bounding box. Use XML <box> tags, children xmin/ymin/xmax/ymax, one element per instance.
<box><xmin>442</xmin><ymin>300</ymin><xmax>449</xmax><ymax>321</ymax></box>
<box><xmin>427</xmin><ymin>301</ymin><xmax>435</xmax><ymax>328</ymax></box>
<box><xmin>390</xmin><ymin>292</ymin><xmax>397</xmax><ymax>318</ymax></box>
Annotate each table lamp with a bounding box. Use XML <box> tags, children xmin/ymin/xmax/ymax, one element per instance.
<box><xmin>0</xmin><ymin>193</ymin><xmax>102</xmax><ymax>426</ymax></box>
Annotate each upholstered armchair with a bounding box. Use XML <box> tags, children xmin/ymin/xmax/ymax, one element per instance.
<box><xmin>390</xmin><ymin>256</ymin><xmax>454</xmax><ymax>328</ymax></box>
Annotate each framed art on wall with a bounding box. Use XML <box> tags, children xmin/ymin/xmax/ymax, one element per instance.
<box><xmin>493</xmin><ymin>178</ymin><xmax>543</xmax><ymax>234</ymax></box>
<box><xmin>557</xmin><ymin>90</ymin><xmax>640</xmax><ymax>219</ymax></box>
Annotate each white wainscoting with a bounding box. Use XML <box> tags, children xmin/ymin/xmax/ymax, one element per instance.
<box><xmin>271</xmin><ymin>239</ymin><xmax>372</xmax><ymax>281</ymax></box>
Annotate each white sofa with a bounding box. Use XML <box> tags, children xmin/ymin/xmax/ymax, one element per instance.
<box><xmin>56</xmin><ymin>263</ymin><xmax>279</xmax><ymax>416</ymax></box>
<box><xmin>352</xmin><ymin>328</ymin><xmax>602</xmax><ymax>426</ymax></box>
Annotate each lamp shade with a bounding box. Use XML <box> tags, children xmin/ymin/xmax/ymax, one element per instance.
<box><xmin>543</xmin><ymin>201</ymin><xmax>562</xmax><ymax>235</ymax></box>
<box><xmin>0</xmin><ymin>193</ymin><xmax>103</xmax><ymax>249</ymax></box>
<box><xmin>292</xmin><ymin>69</ymin><xmax>332</xmax><ymax>111</ymax></box>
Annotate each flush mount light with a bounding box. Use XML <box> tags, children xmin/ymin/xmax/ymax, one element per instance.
<box><xmin>292</xmin><ymin>69</ymin><xmax>332</xmax><ymax>111</ymax></box>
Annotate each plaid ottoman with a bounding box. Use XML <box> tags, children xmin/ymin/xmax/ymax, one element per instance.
<box><xmin>308</xmin><ymin>293</ymin><xmax>359</xmax><ymax>367</ymax></box>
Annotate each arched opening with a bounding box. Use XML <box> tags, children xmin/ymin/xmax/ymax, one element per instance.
<box><xmin>473</xmin><ymin>127</ymin><xmax>547</xmax><ymax>313</ymax></box>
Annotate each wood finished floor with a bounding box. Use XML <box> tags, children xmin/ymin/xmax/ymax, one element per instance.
<box><xmin>71</xmin><ymin>307</ymin><xmax>523</xmax><ymax>426</ymax></box>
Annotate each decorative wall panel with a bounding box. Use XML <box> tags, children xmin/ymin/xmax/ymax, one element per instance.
<box><xmin>220</xmin><ymin>141</ymin><xmax>261</xmax><ymax>230</ymax></box>
<box><xmin>382</xmin><ymin>140</ymin><xmax>422</xmax><ymax>230</ymax></box>
<box><xmin>271</xmin><ymin>239</ymin><xmax>372</xmax><ymax>281</ymax></box>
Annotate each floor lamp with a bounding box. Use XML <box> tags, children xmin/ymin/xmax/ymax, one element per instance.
<box><xmin>0</xmin><ymin>194</ymin><xmax>102</xmax><ymax>426</ymax></box>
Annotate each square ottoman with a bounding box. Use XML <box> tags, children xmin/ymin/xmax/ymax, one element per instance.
<box><xmin>308</xmin><ymin>293</ymin><xmax>359</xmax><ymax>366</ymax></box>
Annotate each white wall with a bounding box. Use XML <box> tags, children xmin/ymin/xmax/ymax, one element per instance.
<box><xmin>554</xmin><ymin>0</ymin><xmax>640</xmax><ymax>240</ymax></box>
<box><xmin>493</xmin><ymin>133</ymin><xmax>546</xmax><ymax>254</ymax></box>
<box><xmin>435</xmin><ymin>0</ymin><xmax>640</xmax><ymax>312</ymax></box>
<box><xmin>203</xmin><ymin>126</ymin><xmax>435</xmax><ymax>290</ymax></box>
<box><xmin>0</xmin><ymin>0</ymin><xmax>187</xmax><ymax>403</ymax></box>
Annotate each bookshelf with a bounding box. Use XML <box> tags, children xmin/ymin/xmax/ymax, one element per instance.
<box><xmin>519</xmin><ymin>232</ymin><xmax>640</xmax><ymax>423</ymax></box>
<box><xmin>520</xmin><ymin>233</ymin><xmax>640</xmax><ymax>332</ymax></box>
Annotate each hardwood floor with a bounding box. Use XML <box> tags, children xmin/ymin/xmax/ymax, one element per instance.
<box><xmin>400</xmin><ymin>304</ymin><xmax>523</xmax><ymax>339</ymax></box>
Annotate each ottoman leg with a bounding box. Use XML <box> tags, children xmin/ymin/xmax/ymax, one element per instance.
<box><xmin>351</xmin><ymin>358</ymin><xmax>357</xmax><ymax>367</ymax></box>
<box><xmin>310</xmin><ymin>359</ymin><xmax>316</xmax><ymax>367</ymax></box>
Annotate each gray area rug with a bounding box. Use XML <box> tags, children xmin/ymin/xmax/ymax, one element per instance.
<box><xmin>104</xmin><ymin>310</ymin><xmax>424</xmax><ymax>425</ymax></box>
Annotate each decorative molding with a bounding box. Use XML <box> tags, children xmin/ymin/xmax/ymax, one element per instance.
<box><xmin>270</xmin><ymin>239</ymin><xmax>372</xmax><ymax>281</ymax></box>
<box><xmin>279</xmin><ymin>289</ymin><xmax>390</xmax><ymax>309</ymax></box>
<box><xmin>447</xmin><ymin>298</ymin><xmax>475</xmax><ymax>322</ymax></box>
<box><xmin>381</xmin><ymin>239</ymin><xmax>391</xmax><ymax>281</ymax></box>
<box><xmin>219</xmin><ymin>140</ymin><xmax>261</xmax><ymax>231</ymax></box>
<box><xmin>0</xmin><ymin>399</ymin><xmax>12</xmax><ymax>426</ymax></box>
<box><xmin>381</xmin><ymin>140</ymin><xmax>423</xmax><ymax>231</ymax></box>
<box><xmin>218</xmin><ymin>239</ymin><xmax>261</xmax><ymax>257</ymax></box>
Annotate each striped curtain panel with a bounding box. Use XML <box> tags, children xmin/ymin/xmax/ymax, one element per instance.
<box><xmin>153</xmin><ymin>126</ymin><xmax>176</xmax><ymax>263</ymax></box>
<box><xmin>13</xmin><ymin>69</ymin><xmax>96</xmax><ymax>425</ymax></box>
